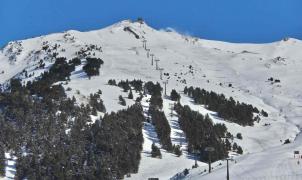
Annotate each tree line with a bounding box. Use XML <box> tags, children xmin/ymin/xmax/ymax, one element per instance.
<box><xmin>184</xmin><ymin>86</ymin><xmax>266</xmax><ymax>126</ymax></box>
<box><xmin>83</xmin><ymin>57</ymin><xmax>104</xmax><ymax>79</ymax></box>
<box><xmin>174</xmin><ymin>103</ymin><xmax>230</xmax><ymax>162</ymax></box>
<box><xmin>145</xmin><ymin>82</ymin><xmax>172</xmax><ymax>151</ymax></box>
<box><xmin>108</xmin><ymin>79</ymin><xmax>143</xmax><ymax>93</ymax></box>
<box><xmin>0</xmin><ymin>55</ymin><xmax>145</xmax><ymax>179</ymax></box>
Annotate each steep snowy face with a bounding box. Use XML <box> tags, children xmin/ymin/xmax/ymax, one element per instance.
<box><xmin>0</xmin><ymin>19</ymin><xmax>302</xmax><ymax>122</ymax></box>
<box><xmin>1</xmin><ymin>19</ymin><xmax>302</xmax><ymax>125</ymax></box>
<box><xmin>1</xmin><ymin>20</ymin><xmax>302</xmax><ymax>179</ymax></box>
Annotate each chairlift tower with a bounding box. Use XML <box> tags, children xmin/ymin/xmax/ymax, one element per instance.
<box><xmin>146</xmin><ymin>49</ymin><xmax>150</xmax><ymax>58</ymax></box>
<box><xmin>142</xmin><ymin>39</ymin><xmax>147</xmax><ymax>50</ymax></box>
<box><xmin>155</xmin><ymin>59</ymin><xmax>160</xmax><ymax>70</ymax></box>
<box><xmin>226</xmin><ymin>157</ymin><xmax>234</xmax><ymax>180</ymax></box>
<box><xmin>150</xmin><ymin>54</ymin><xmax>155</xmax><ymax>65</ymax></box>
<box><xmin>159</xmin><ymin>68</ymin><xmax>164</xmax><ymax>80</ymax></box>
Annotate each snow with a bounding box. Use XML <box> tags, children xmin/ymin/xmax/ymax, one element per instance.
<box><xmin>1</xmin><ymin>20</ymin><xmax>302</xmax><ymax>179</ymax></box>
<box><xmin>129</xmin><ymin>95</ymin><xmax>198</xmax><ymax>180</ymax></box>
<box><xmin>162</xmin><ymin>97</ymin><xmax>188</xmax><ymax>151</ymax></box>
<box><xmin>0</xmin><ymin>153</ymin><xmax>16</xmax><ymax>180</ymax></box>
<box><xmin>186</xmin><ymin>132</ymin><xmax>302</xmax><ymax>180</ymax></box>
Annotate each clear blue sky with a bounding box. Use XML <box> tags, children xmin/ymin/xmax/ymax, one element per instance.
<box><xmin>1</xmin><ymin>0</ymin><xmax>301</xmax><ymax>47</ymax></box>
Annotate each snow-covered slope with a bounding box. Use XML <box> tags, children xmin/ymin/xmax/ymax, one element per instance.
<box><xmin>1</xmin><ymin>20</ymin><xmax>302</xmax><ymax>179</ymax></box>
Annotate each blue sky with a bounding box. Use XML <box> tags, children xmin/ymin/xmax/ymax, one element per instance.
<box><xmin>0</xmin><ymin>0</ymin><xmax>301</xmax><ymax>47</ymax></box>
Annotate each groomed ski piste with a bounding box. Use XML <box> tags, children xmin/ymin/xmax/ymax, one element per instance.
<box><xmin>1</xmin><ymin>20</ymin><xmax>302</xmax><ymax>179</ymax></box>
<box><xmin>129</xmin><ymin>95</ymin><xmax>195</xmax><ymax>180</ymax></box>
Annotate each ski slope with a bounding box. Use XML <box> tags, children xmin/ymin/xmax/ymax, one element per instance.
<box><xmin>1</xmin><ymin>20</ymin><xmax>302</xmax><ymax>179</ymax></box>
<box><xmin>186</xmin><ymin>131</ymin><xmax>302</xmax><ymax>180</ymax></box>
<box><xmin>129</xmin><ymin>95</ymin><xmax>197</xmax><ymax>180</ymax></box>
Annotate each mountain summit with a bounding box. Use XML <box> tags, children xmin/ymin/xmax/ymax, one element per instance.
<box><xmin>1</xmin><ymin>20</ymin><xmax>302</xmax><ymax>180</ymax></box>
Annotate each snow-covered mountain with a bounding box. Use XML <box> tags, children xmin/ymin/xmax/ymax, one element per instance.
<box><xmin>1</xmin><ymin>20</ymin><xmax>302</xmax><ymax>180</ymax></box>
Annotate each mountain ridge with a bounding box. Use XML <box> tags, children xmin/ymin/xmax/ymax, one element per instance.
<box><xmin>1</xmin><ymin>20</ymin><xmax>302</xmax><ymax>180</ymax></box>
<box><xmin>1</xmin><ymin>19</ymin><xmax>301</xmax><ymax>51</ymax></box>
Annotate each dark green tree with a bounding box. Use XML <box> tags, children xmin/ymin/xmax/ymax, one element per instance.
<box><xmin>83</xmin><ymin>58</ymin><xmax>104</xmax><ymax>78</ymax></box>
<box><xmin>173</xmin><ymin>145</ymin><xmax>182</xmax><ymax>157</ymax></box>
<box><xmin>119</xmin><ymin>95</ymin><xmax>126</xmax><ymax>106</ymax></box>
<box><xmin>170</xmin><ymin>89</ymin><xmax>180</xmax><ymax>101</ymax></box>
<box><xmin>233</xmin><ymin>143</ymin><xmax>238</xmax><ymax>151</ymax></box>
<box><xmin>225</xmin><ymin>139</ymin><xmax>232</xmax><ymax>151</ymax></box>
<box><xmin>128</xmin><ymin>90</ymin><xmax>133</xmax><ymax>99</ymax></box>
<box><xmin>184</xmin><ymin>86</ymin><xmax>188</xmax><ymax>95</ymax></box>
<box><xmin>151</xmin><ymin>143</ymin><xmax>161</xmax><ymax>158</ymax></box>
<box><xmin>236</xmin><ymin>133</ymin><xmax>243</xmax><ymax>140</ymax></box>
<box><xmin>261</xmin><ymin>110</ymin><xmax>268</xmax><ymax>117</ymax></box>
<box><xmin>237</xmin><ymin>146</ymin><xmax>243</xmax><ymax>154</ymax></box>
<box><xmin>108</xmin><ymin>79</ymin><xmax>117</xmax><ymax>86</ymax></box>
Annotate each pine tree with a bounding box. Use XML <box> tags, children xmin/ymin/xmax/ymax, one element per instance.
<box><xmin>225</xmin><ymin>139</ymin><xmax>232</xmax><ymax>151</ymax></box>
<box><xmin>151</xmin><ymin>143</ymin><xmax>161</xmax><ymax>158</ymax></box>
<box><xmin>237</xmin><ymin>146</ymin><xmax>243</xmax><ymax>154</ymax></box>
<box><xmin>119</xmin><ymin>95</ymin><xmax>126</xmax><ymax>106</ymax></box>
<box><xmin>233</xmin><ymin>143</ymin><xmax>238</xmax><ymax>151</ymax></box>
<box><xmin>173</xmin><ymin>145</ymin><xmax>182</xmax><ymax>157</ymax></box>
<box><xmin>183</xmin><ymin>168</ymin><xmax>189</xmax><ymax>176</ymax></box>
<box><xmin>150</xmin><ymin>95</ymin><xmax>163</xmax><ymax>109</ymax></box>
<box><xmin>184</xmin><ymin>86</ymin><xmax>188</xmax><ymax>95</ymax></box>
<box><xmin>284</xmin><ymin>139</ymin><xmax>290</xmax><ymax>144</ymax></box>
<box><xmin>108</xmin><ymin>79</ymin><xmax>117</xmax><ymax>86</ymax></box>
<box><xmin>261</xmin><ymin>110</ymin><xmax>268</xmax><ymax>117</ymax></box>
<box><xmin>236</xmin><ymin>133</ymin><xmax>243</xmax><ymax>140</ymax></box>
<box><xmin>128</xmin><ymin>90</ymin><xmax>133</xmax><ymax>99</ymax></box>
<box><xmin>83</xmin><ymin>58</ymin><xmax>104</xmax><ymax>78</ymax></box>
<box><xmin>170</xmin><ymin>89</ymin><xmax>181</xmax><ymax>101</ymax></box>
<box><xmin>91</xmin><ymin>106</ymin><xmax>97</xmax><ymax>116</ymax></box>
<box><xmin>70</xmin><ymin>57</ymin><xmax>81</xmax><ymax>66</ymax></box>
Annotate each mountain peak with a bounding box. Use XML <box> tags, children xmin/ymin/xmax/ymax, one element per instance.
<box><xmin>109</xmin><ymin>19</ymin><xmax>152</xmax><ymax>31</ymax></box>
<box><xmin>1</xmin><ymin>18</ymin><xmax>302</xmax><ymax>180</ymax></box>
